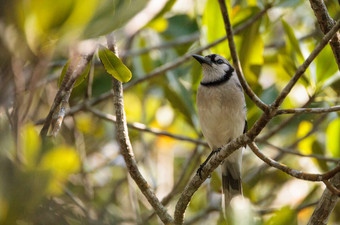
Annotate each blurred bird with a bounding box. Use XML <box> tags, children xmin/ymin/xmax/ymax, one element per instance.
<box><xmin>193</xmin><ymin>54</ymin><xmax>247</xmax><ymax>216</ymax></box>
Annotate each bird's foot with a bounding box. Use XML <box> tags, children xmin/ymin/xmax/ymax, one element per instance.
<box><xmin>196</xmin><ymin>147</ymin><xmax>222</xmax><ymax>179</ymax></box>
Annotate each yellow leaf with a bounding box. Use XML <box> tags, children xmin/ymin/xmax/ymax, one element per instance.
<box><xmin>39</xmin><ymin>146</ymin><xmax>80</xmax><ymax>195</ymax></box>
<box><xmin>297</xmin><ymin>121</ymin><xmax>315</xmax><ymax>154</ymax></box>
<box><xmin>21</xmin><ymin>123</ymin><xmax>41</xmax><ymax>167</ymax></box>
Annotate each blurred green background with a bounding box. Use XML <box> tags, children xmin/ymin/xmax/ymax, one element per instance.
<box><xmin>0</xmin><ymin>0</ymin><xmax>339</xmax><ymax>224</ymax></box>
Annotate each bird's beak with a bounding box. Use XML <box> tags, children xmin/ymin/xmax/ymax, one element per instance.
<box><xmin>192</xmin><ymin>55</ymin><xmax>211</xmax><ymax>66</ymax></box>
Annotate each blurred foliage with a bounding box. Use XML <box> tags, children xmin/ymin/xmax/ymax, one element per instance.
<box><xmin>1</xmin><ymin>0</ymin><xmax>340</xmax><ymax>224</ymax></box>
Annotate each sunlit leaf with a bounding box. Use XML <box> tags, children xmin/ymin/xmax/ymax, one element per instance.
<box><xmin>297</xmin><ymin>121</ymin><xmax>315</xmax><ymax>154</ymax></box>
<box><xmin>281</xmin><ymin>19</ymin><xmax>304</xmax><ymax>63</ymax></box>
<box><xmin>326</xmin><ymin>118</ymin><xmax>340</xmax><ymax>158</ymax></box>
<box><xmin>238</xmin><ymin>16</ymin><xmax>263</xmax><ymax>84</ymax></box>
<box><xmin>98</xmin><ymin>46</ymin><xmax>132</xmax><ymax>83</ymax></box>
<box><xmin>202</xmin><ymin>0</ymin><xmax>229</xmax><ymax>56</ymax></box>
<box><xmin>265</xmin><ymin>206</ymin><xmax>297</xmax><ymax>225</ymax></box>
<box><xmin>315</xmin><ymin>45</ymin><xmax>338</xmax><ymax>84</ymax></box>
<box><xmin>39</xmin><ymin>146</ymin><xmax>80</xmax><ymax>195</ymax></box>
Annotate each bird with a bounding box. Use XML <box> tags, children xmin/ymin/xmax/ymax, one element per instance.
<box><xmin>193</xmin><ymin>53</ymin><xmax>247</xmax><ymax>216</ymax></box>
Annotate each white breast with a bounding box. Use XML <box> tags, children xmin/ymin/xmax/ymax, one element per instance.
<box><xmin>196</xmin><ymin>77</ymin><xmax>246</xmax><ymax>150</ymax></box>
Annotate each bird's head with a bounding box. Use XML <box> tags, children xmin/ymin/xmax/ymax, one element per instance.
<box><xmin>192</xmin><ymin>54</ymin><xmax>234</xmax><ymax>82</ymax></box>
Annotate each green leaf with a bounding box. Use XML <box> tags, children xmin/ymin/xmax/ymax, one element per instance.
<box><xmin>58</xmin><ymin>59</ymin><xmax>92</xmax><ymax>88</ymax></box>
<box><xmin>238</xmin><ymin>15</ymin><xmax>263</xmax><ymax>84</ymax></box>
<box><xmin>74</xmin><ymin>59</ymin><xmax>92</xmax><ymax>87</ymax></box>
<box><xmin>202</xmin><ymin>0</ymin><xmax>229</xmax><ymax>56</ymax></box>
<box><xmin>98</xmin><ymin>46</ymin><xmax>132</xmax><ymax>83</ymax></box>
<box><xmin>281</xmin><ymin>19</ymin><xmax>304</xmax><ymax>63</ymax></box>
<box><xmin>326</xmin><ymin>118</ymin><xmax>340</xmax><ymax>158</ymax></box>
<box><xmin>315</xmin><ymin>44</ymin><xmax>338</xmax><ymax>84</ymax></box>
<box><xmin>265</xmin><ymin>206</ymin><xmax>297</xmax><ymax>225</ymax></box>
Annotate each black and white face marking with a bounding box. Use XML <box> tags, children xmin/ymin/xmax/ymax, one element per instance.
<box><xmin>192</xmin><ymin>54</ymin><xmax>235</xmax><ymax>86</ymax></box>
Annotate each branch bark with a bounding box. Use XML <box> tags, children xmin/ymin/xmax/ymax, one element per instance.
<box><xmin>107</xmin><ymin>35</ymin><xmax>174</xmax><ymax>224</ymax></box>
<box><xmin>40</xmin><ymin>42</ymin><xmax>96</xmax><ymax>137</ymax></box>
<box><xmin>308</xmin><ymin>169</ymin><xmax>340</xmax><ymax>225</ymax></box>
<box><xmin>218</xmin><ymin>0</ymin><xmax>269</xmax><ymax>112</ymax></box>
<box><xmin>309</xmin><ymin>0</ymin><xmax>340</xmax><ymax>69</ymax></box>
<box><xmin>249</xmin><ymin>142</ymin><xmax>340</xmax><ymax>181</ymax></box>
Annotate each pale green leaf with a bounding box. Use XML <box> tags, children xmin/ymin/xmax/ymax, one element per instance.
<box><xmin>281</xmin><ymin>19</ymin><xmax>304</xmax><ymax>63</ymax></box>
<box><xmin>202</xmin><ymin>0</ymin><xmax>229</xmax><ymax>56</ymax></box>
<box><xmin>316</xmin><ymin>44</ymin><xmax>338</xmax><ymax>84</ymax></box>
<box><xmin>265</xmin><ymin>206</ymin><xmax>297</xmax><ymax>225</ymax></box>
<box><xmin>98</xmin><ymin>46</ymin><xmax>132</xmax><ymax>83</ymax></box>
<box><xmin>326</xmin><ymin>118</ymin><xmax>340</xmax><ymax>158</ymax></box>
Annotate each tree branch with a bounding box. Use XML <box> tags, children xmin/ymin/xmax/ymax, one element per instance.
<box><xmin>249</xmin><ymin>142</ymin><xmax>340</xmax><ymax>181</ymax></box>
<box><xmin>218</xmin><ymin>0</ymin><xmax>269</xmax><ymax>112</ymax></box>
<box><xmin>276</xmin><ymin>105</ymin><xmax>340</xmax><ymax>115</ymax></box>
<box><xmin>107</xmin><ymin>35</ymin><xmax>174</xmax><ymax>224</ymax></box>
<box><xmin>87</xmin><ymin>106</ymin><xmax>208</xmax><ymax>147</ymax></box>
<box><xmin>40</xmin><ymin>42</ymin><xmax>96</xmax><ymax>137</ymax></box>
<box><xmin>308</xmin><ymin>168</ymin><xmax>340</xmax><ymax>225</ymax></box>
<box><xmin>309</xmin><ymin>0</ymin><xmax>340</xmax><ymax>69</ymax></box>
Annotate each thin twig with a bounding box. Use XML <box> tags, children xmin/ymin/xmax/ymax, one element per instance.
<box><xmin>258</xmin><ymin>95</ymin><xmax>316</xmax><ymax>141</ymax></box>
<box><xmin>107</xmin><ymin>35</ymin><xmax>174</xmax><ymax>224</ymax></box>
<box><xmin>277</xmin><ymin>105</ymin><xmax>340</xmax><ymax>115</ymax></box>
<box><xmin>87</xmin><ymin>106</ymin><xmax>208</xmax><ymax>146</ymax></box>
<box><xmin>249</xmin><ymin>142</ymin><xmax>340</xmax><ymax>181</ymax></box>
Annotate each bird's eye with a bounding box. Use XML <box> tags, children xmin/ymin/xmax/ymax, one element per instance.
<box><xmin>217</xmin><ymin>59</ymin><xmax>224</xmax><ymax>64</ymax></box>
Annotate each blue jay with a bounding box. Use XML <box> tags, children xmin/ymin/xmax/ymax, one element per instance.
<box><xmin>193</xmin><ymin>54</ymin><xmax>247</xmax><ymax>215</ymax></box>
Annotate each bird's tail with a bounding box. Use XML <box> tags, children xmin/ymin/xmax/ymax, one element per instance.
<box><xmin>221</xmin><ymin>148</ymin><xmax>243</xmax><ymax>218</ymax></box>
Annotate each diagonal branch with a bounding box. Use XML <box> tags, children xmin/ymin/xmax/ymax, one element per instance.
<box><xmin>218</xmin><ymin>0</ymin><xmax>269</xmax><ymax>112</ymax></box>
<box><xmin>107</xmin><ymin>35</ymin><xmax>174</xmax><ymax>224</ymax></box>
